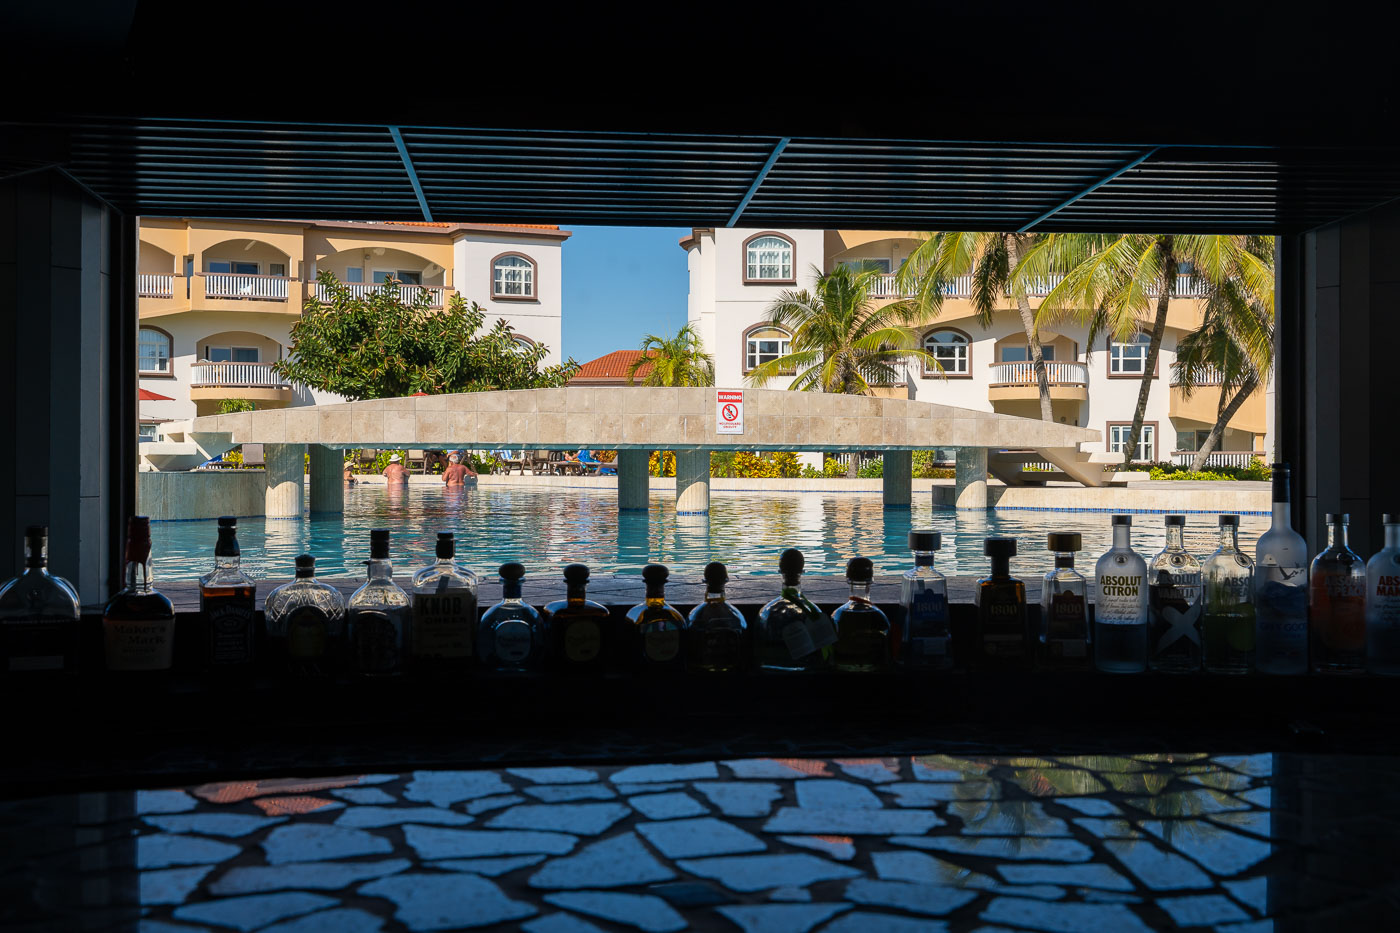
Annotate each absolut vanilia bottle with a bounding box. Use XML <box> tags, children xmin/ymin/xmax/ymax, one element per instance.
<box><xmin>103</xmin><ymin>517</ymin><xmax>176</xmax><ymax>672</ymax></box>
<box><xmin>1093</xmin><ymin>515</ymin><xmax>1148</xmax><ymax>673</ymax></box>
<box><xmin>1309</xmin><ymin>513</ymin><xmax>1367</xmax><ymax>673</ymax></box>
<box><xmin>1366</xmin><ymin>514</ymin><xmax>1400</xmax><ymax>675</ymax></box>
<box><xmin>544</xmin><ymin>563</ymin><xmax>610</xmax><ymax>676</ymax></box>
<box><xmin>754</xmin><ymin>549</ymin><xmax>836</xmax><ymax>673</ymax></box>
<box><xmin>198</xmin><ymin>516</ymin><xmax>257</xmax><ymax>672</ymax></box>
<box><xmin>832</xmin><ymin>557</ymin><xmax>892</xmax><ymax>673</ymax></box>
<box><xmin>1254</xmin><ymin>463</ymin><xmax>1309</xmax><ymax>674</ymax></box>
<box><xmin>479</xmin><ymin>562</ymin><xmax>545</xmax><ymax>672</ymax></box>
<box><xmin>901</xmin><ymin>530</ymin><xmax>951</xmax><ymax>670</ymax></box>
<box><xmin>0</xmin><ymin>526</ymin><xmax>81</xmax><ymax>674</ymax></box>
<box><xmin>345</xmin><ymin>529</ymin><xmax>411</xmax><ymax>676</ymax></box>
<box><xmin>626</xmin><ymin>563</ymin><xmax>686</xmax><ymax>672</ymax></box>
<box><xmin>976</xmin><ymin>537</ymin><xmax>1027</xmax><ymax>667</ymax></box>
<box><xmin>1202</xmin><ymin>515</ymin><xmax>1254</xmax><ymax>674</ymax></box>
<box><xmin>1040</xmin><ymin>532</ymin><xmax>1089</xmax><ymax>669</ymax></box>
<box><xmin>411</xmin><ymin>532</ymin><xmax>477</xmax><ymax>669</ymax></box>
<box><xmin>264</xmin><ymin>555</ymin><xmax>346</xmax><ymax>677</ymax></box>
<box><xmin>1148</xmin><ymin>515</ymin><xmax>1202</xmax><ymax>673</ymax></box>
<box><xmin>686</xmin><ymin>562</ymin><xmax>748</xmax><ymax>675</ymax></box>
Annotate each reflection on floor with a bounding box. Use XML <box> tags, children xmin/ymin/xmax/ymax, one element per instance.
<box><xmin>1</xmin><ymin>753</ymin><xmax>1396</xmax><ymax>931</ymax></box>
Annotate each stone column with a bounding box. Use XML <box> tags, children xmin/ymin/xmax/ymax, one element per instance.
<box><xmin>882</xmin><ymin>450</ymin><xmax>912</xmax><ymax>508</ymax></box>
<box><xmin>308</xmin><ymin>444</ymin><xmax>343</xmax><ymax>514</ymax></box>
<box><xmin>265</xmin><ymin>443</ymin><xmax>305</xmax><ymax>519</ymax></box>
<box><xmin>616</xmin><ymin>449</ymin><xmax>650</xmax><ymax>512</ymax></box>
<box><xmin>675</xmin><ymin>448</ymin><xmax>711</xmax><ymax>514</ymax></box>
<box><xmin>955</xmin><ymin>447</ymin><xmax>988</xmax><ymax>510</ymax></box>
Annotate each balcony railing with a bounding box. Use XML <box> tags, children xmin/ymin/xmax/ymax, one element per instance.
<box><xmin>1172</xmin><ymin>365</ymin><xmax>1226</xmax><ymax>387</ymax></box>
<box><xmin>989</xmin><ymin>360</ymin><xmax>1089</xmax><ymax>386</ymax></box>
<box><xmin>1172</xmin><ymin>449</ymin><xmax>1266</xmax><ymax>468</ymax></box>
<box><xmin>867</xmin><ymin>272</ymin><xmax>1210</xmax><ymax>301</ymax></box>
<box><xmin>138</xmin><ymin>273</ymin><xmax>174</xmax><ymax>298</ymax></box>
<box><xmin>190</xmin><ymin>361</ymin><xmax>287</xmax><ymax>388</ymax></box>
<box><xmin>204</xmin><ymin>273</ymin><xmax>290</xmax><ymax>300</ymax></box>
<box><xmin>316</xmin><ymin>282</ymin><xmax>445</xmax><ymax>308</ymax></box>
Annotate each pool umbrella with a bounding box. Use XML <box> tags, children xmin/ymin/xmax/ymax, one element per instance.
<box><xmin>139</xmin><ymin>388</ymin><xmax>174</xmax><ymax>401</ymax></box>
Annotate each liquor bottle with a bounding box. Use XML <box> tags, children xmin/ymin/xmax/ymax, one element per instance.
<box><xmin>1202</xmin><ymin>515</ymin><xmax>1255</xmax><ymax>674</ymax></box>
<box><xmin>626</xmin><ymin>563</ymin><xmax>687</xmax><ymax>672</ymax></box>
<box><xmin>264</xmin><ymin>555</ymin><xmax>345</xmax><ymax>678</ymax></box>
<box><xmin>831</xmin><ymin>557</ymin><xmax>892</xmax><ymax>673</ymax></box>
<box><xmin>976</xmin><ymin>537</ymin><xmax>1027</xmax><ymax>667</ymax></box>
<box><xmin>1148</xmin><ymin>515</ymin><xmax>1202</xmax><ymax>673</ymax></box>
<box><xmin>198</xmin><ymin>516</ymin><xmax>257</xmax><ymax>672</ymax></box>
<box><xmin>1365</xmin><ymin>514</ymin><xmax>1400</xmax><ymax>675</ymax></box>
<box><xmin>544</xmin><ymin>563</ymin><xmax>610</xmax><ymax>675</ymax></box>
<box><xmin>1093</xmin><ymin>515</ymin><xmax>1148</xmax><ymax>673</ymax></box>
<box><xmin>1040</xmin><ymin>532</ymin><xmax>1089</xmax><ymax>668</ymax></box>
<box><xmin>1309</xmin><ymin>513</ymin><xmax>1367</xmax><ymax>673</ymax></box>
<box><xmin>686</xmin><ymin>561</ymin><xmax>748</xmax><ymax>675</ymax></box>
<box><xmin>901</xmin><ymin>530</ymin><xmax>951</xmax><ymax>671</ymax></box>
<box><xmin>1254</xmin><ymin>462</ymin><xmax>1309</xmax><ymax>674</ymax></box>
<box><xmin>103</xmin><ymin>516</ymin><xmax>176</xmax><ymax>672</ymax></box>
<box><xmin>478</xmin><ymin>562</ymin><xmax>545</xmax><ymax>672</ymax></box>
<box><xmin>754</xmin><ymin>548</ymin><xmax>836</xmax><ymax>673</ymax></box>
<box><xmin>345</xmin><ymin>529</ymin><xmax>411</xmax><ymax>676</ymax></box>
<box><xmin>0</xmin><ymin>526</ymin><xmax>81</xmax><ymax>673</ymax></box>
<box><xmin>410</xmin><ymin>532</ymin><xmax>477</xmax><ymax>669</ymax></box>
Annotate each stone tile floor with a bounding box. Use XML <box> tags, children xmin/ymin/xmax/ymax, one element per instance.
<box><xmin>3</xmin><ymin>753</ymin><xmax>1398</xmax><ymax>931</ymax></box>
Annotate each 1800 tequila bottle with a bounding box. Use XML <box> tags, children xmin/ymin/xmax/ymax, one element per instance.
<box><xmin>901</xmin><ymin>530</ymin><xmax>951</xmax><ymax>670</ymax></box>
<box><xmin>976</xmin><ymin>538</ymin><xmax>1027</xmax><ymax>667</ymax></box>
<box><xmin>1093</xmin><ymin>515</ymin><xmax>1147</xmax><ymax>673</ymax></box>
<box><xmin>1148</xmin><ymin>515</ymin><xmax>1202</xmax><ymax>673</ymax></box>
<box><xmin>1202</xmin><ymin>515</ymin><xmax>1254</xmax><ymax>674</ymax></box>
<box><xmin>1310</xmin><ymin>512</ymin><xmax>1367</xmax><ymax>673</ymax></box>
<box><xmin>1040</xmin><ymin>532</ymin><xmax>1089</xmax><ymax>669</ymax></box>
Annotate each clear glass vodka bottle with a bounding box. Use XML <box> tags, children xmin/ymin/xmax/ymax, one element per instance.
<box><xmin>626</xmin><ymin>563</ymin><xmax>686</xmax><ymax>673</ymax></box>
<box><xmin>198</xmin><ymin>516</ymin><xmax>257</xmax><ymax>670</ymax></box>
<box><xmin>0</xmin><ymin>526</ymin><xmax>81</xmax><ymax>673</ymax></box>
<box><xmin>1093</xmin><ymin>515</ymin><xmax>1148</xmax><ymax>673</ymax></box>
<box><xmin>901</xmin><ymin>530</ymin><xmax>951</xmax><ymax>670</ymax></box>
<box><xmin>1254</xmin><ymin>462</ymin><xmax>1309</xmax><ymax>674</ymax></box>
<box><xmin>1148</xmin><ymin>515</ymin><xmax>1202</xmax><ymax>673</ymax></box>
<box><xmin>1366</xmin><ymin>514</ymin><xmax>1400</xmax><ymax>675</ymax></box>
<box><xmin>1310</xmin><ymin>512</ymin><xmax>1367</xmax><ymax>673</ymax></box>
<box><xmin>345</xmin><ymin>529</ymin><xmax>411</xmax><ymax>676</ymax></box>
<box><xmin>686</xmin><ymin>561</ymin><xmax>748</xmax><ymax>675</ymax></box>
<box><xmin>1202</xmin><ymin>515</ymin><xmax>1255</xmax><ymax>674</ymax></box>
<box><xmin>103</xmin><ymin>517</ymin><xmax>176</xmax><ymax>672</ymax></box>
<box><xmin>264</xmin><ymin>554</ymin><xmax>346</xmax><ymax>677</ymax></box>
<box><xmin>832</xmin><ymin>557</ymin><xmax>892</xmax><ymax>673</ymax></box>
<box><xmin>478</xmin><ymin>562</ymin><xmax>545</xmax><ymax>672</ymax></box>
<box><xmin>754</xmin><ymin>549</ymin><xmax>836</xmax><ymax>673</ymax></box>
<box><xmin>1040</xmin><ymin>532</ymin><xmax>1089</xmax><ymax>668</ymax></box>
<box><xmin>411</xmin><ymin>532</ymin><xmax>478</xmax><ymax>667</ymax></box>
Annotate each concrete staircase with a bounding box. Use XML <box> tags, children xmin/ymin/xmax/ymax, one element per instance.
<box><xmin>139</xmin><ymin>420</ymin><xmax>236</xmax><ymax>472</ymax></box>
<box><xmin>987</xmin><ymin>446</ymin><xmax>1133</xmax><ymax>488</ymax></box>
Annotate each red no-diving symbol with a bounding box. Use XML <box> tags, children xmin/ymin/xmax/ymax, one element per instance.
<box><xmin>722</xmin><ymin>403</ymin><xmax>739</xmax><ymax>421</ymax></box>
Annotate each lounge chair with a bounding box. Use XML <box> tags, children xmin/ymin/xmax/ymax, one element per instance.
<box><xmin>498</xmin><ymin>451</ymin><xmax>527</xmax><ymax>475</ymax></box>
<box><xmin>241</xmin><ymin>443</ymin><xmax>265</xmax><ymax>469</ymax></box>
<box><xmin>578</xmin><ymin>450</ymin><xmax>616</xmax><ymax>476</ymax></box>
<box><xmin>549</xmin><ymin>451</ymin><xmax>586</xmax><ymax>476</ymax></box>
<box><xmin>407</xmin><ymin>449</ymin><xmax>427</xmax><ymax>473</ymax></box>
<box><xmin>528</xmin><ymin>450</ymin><xmax>553</xmax><ymax>474</ymax></box>
<box><xmin>357</xmin><ymin>448</ymin><xmax>378</xmax><ymax>470</ymax></box>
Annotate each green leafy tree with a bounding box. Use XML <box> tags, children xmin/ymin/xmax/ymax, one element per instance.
<box><xmin>626</xmin><ymin>323</ymin><xmax>715</xmax><ymax>386</ymax></box>
<box><xmin>217</xmin><ymin>398</ymin><xmax>255</xmax><ymax>414</ymax></box>
<box><xmin>272</xmin><ymin>272</ymin><xmax>579</xmax><ymax>399</ymax></box>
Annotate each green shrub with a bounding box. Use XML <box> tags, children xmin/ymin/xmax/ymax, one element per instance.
<box><xmin>821</xmin><ymin>457</ymin><xmax>845</xmax><ymax>478</ymax></box>
<box><xmin>857</xmin><ymin>457</ymin><xmax>884</xmax><ymax>479</ymax></box>
<box><xmin>217</xmin><ymin>398</ymin><xmax>255</xmax><ymax>414</ymax></box>
<box><xmin>800</xmin><ymin>464</ymin><xmax>820</xmax><ymax>478</ymax></box>
<box><xmin>1143</xmin><ymin>458</ymin><xmax>1271</xmax><ymax>482</ymax></box>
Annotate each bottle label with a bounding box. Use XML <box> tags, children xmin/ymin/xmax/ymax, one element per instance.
<box><xmin>1253</xmin><ymin>568</ymin><xmax>1308</xmax><ymax>668</ymax></box>
<box><xmin>1150</xmin><ymin>569</ymin><xmax>1203</xmax><ymax>658</ymax></box>
<box><xmin>1371</xmin><ymin>575</ymin><xmax>1400</xmax><ymax>627</ymax></box>
<box><xmin>207</xmin><ymin>599</ymin><xmax>256</xmax><ymax>665</ymax></box>
<box><xmin>806</xmin><ymin>613</ymin><xmax>838</xmax><ymax>650</ymax></box>
<box><xmin>644</xmin><ymin>629</ymin><xmax>680</xmax><ymax>662</ymax></box>
<box><xmin>910</xmin><ymin>635</ymin><xmax>949</xmax><ymax>657</ymax></box>
<box><xmin>412</xmin><ymin>591</ymin><xmax>476</xmax><ymax>659</ymax></box>
<box><xmin>1046</xmin><ymin>591</ymin><xmax>1087</xmax><ymax>657</ymax></box>
<box><xmin>982</xmin><ymin>599</ymin><xmax>1025</xmax><ymax>654</ymax></box>
<box><xmin>564</xmin><ymin>620</ymin><xmax>602</xmax><ymax>662</ymax></box>
<box><xmin>104</xmin><ymin>618</ymin><xmax>175</xmax><ymax>671</ymax></box>
<box><xmin>349</xmin><ymin>610</ymin><xmax>400</xmax><ymax>673</ymax></box>
<box><xmin>494</xmin><ymin>619</ymin><xmax>533</xmax><ymax>662</ymax></box>
<box><xmin>782</xmin><ymin>619</ymin><xmax>816</xmax><ymax>659</ymax></box>
<box><xmin>1096</xmin><ymin>573</ymin><xmax>1145</xmax><ymax>624</ymax></box>
<box><xmin>696</xmin><ymin>628</ymin><xmax>741</xmax><ymax>668</ymax></box>
<box><xmin>4</xmin><ymin>617</ymin><xmax>72</xmax><ymax>671</ymax></box>
<box><xmin>906</xmin><ymin>589</ymin><xmax>948</xmax><ymax>631</ymax></box>
<box><xmin>1312</xmin><ymin>574</ymin><xmax>1367</xmax><ymax>652</ymax></box>
<box><xmin>285</xmin><ymin>606</ymin><xmax>328</xmax><ymax>660</ymax></box>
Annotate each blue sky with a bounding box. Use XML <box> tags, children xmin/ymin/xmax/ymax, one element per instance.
<box><xmin>560</xmin><ymin>226</ymin><xmax>691</xmax><ymax>363</ymax></box>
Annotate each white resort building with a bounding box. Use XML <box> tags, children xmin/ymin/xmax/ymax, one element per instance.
<box><xmin>683</xmin><ymin>228</ymin><xmax>1270</xmax><ymax>466</ymax></box>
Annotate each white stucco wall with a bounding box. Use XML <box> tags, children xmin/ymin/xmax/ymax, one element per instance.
<box><xmin>453</xmin><ymin>233</ymin><xmax>564</xmax><ymax>365</ymax></box>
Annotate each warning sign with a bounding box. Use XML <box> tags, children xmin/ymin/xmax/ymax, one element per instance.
<box><xmin>716</xmin><ymin>390</ymin><xmax>744</xmax><ymax>435</ymax></box>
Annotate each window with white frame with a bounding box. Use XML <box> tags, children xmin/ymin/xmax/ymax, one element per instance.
<box><xmin>493</xmin><ymin>255</ymin><xmax>535</xmax><ymax>297</ymax></box>
<box><xmin>1000</xmin><ymin>345</ymin><xmax>1055</xmax><ymax>363</ymax></box>
<box><xmin>1109</xmin><ymin>424</ymin><xmax>1156</xmax><ymax>462</ymax></box>
<box><xmin>746</xmin><ymin>235</ymin><xmax>793</xmax><ymax>281</ymax></box>
<box><xmin>1109</xmin><ymin>334</ymin><xmax>1152</xmax><ymax>375</ymax></box>
<box><xmin>138</xmin><ymin>328</ymin><xmax>171</xmax><ymax>374</ymax></box>
<box><xmin>923</xmin><ymin>329</ymin><xmax>969</xmax><ymax>375</ymax></box>
<box><xmin>138</xmin><ymin>423</ymin><xmax>159</xmax><ymax>442</ymax></box>
<box><xmin>746</xmin><ymin>326</ymin><xmax>792</xmax><ymax>372</ymax></box>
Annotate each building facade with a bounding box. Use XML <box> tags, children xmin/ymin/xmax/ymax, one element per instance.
<box><xmin>137</xmin><ymin>218</ymin><xmax>570</xmax><ymax>434</ymax></box>
<box><xmin>683</xmin><ymin>228</ymin><xmax>1270</xmax><ymax>465</ymax></box>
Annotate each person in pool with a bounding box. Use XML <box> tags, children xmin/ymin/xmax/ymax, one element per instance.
<box><xmin>443</xmin><ymin>452</ymin><xmax>476</xmax><ymax>487</ymax></box>
<box><xmin>383</xmin><ymin>454</ymin><xmax>408</xmax><ymax>484</ymax></box>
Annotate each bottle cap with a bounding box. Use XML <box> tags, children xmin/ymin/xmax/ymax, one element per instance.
<box><xmin>563</xmin><ymin>563</ymin><xmax>590</xmax><ymax>584</ymax></box>
<box><xmin>1219</xmin><ymin>514</ymin><xmax>1240</xmax><ymax>526</ymax></box>
<box><xmin>845</xmin><ymin>556</ymin><xmax>874</xmax><ymax>581</ymax></box>
<box><xmin>125</xmin><ymin>516</ymin><xmax>152</xmax><ymax>564</ymax></box>
<box><xmin>984</xmin><ymin>537</ymin><xmax>1016</xmax><ymax>559</ymax></box>
<box><xmin>642</xmin><ymin>563</ymin><xmax>669</xmax><ymax>585</ymax></box>
<box><xmin>370</xmin><ymin>528</ymin><xmax>390</xmax><ymax>559</ymax></box>
<box><xmin>1111</xmin><ymin>514</ymin><xmax>1132</xmax><ymax>526</ymax></box>
<box><xmin>24</xmin><ymin>525</ymin><xmax>46</xmax><ymax>541</ymax></box>
<box><xmin>1326</xmin><ymin>512</ymin><xmax>1349</xmax><ymax>524</ymax></box>
<box><xmin>1164</xmin><ymin>514</ymin><xmax>1186</xmax><ymax>526</ymax></box>
<box><xmin>1272</xmin><ymin>462</ymin><xmax>1290</xmax><ymax>501</ymax></box>
<box><xmin>218</xmin><ymin>516</ymin><xmax>237</xmax><ymax>528</ymax></box>
<box><xmin>778</xmin><ymin>548</ymin><xmax>805</xmax><ymax>577</ymax></box>
<box><xmin>1046</xmin><ymin>532</ymin><xmax>1081</xmax><ymax>552</ymax></box>
<box><xmin>436</xmin><ymin>532</ymin><xmax>455</xmax><ymax>559</ymax></box>
<box><xmin>1385</xmin><ymin>514</ymin><xmax>1399</xmax><ymax>524</ymax></box>
<box><xmin>908</xmin><ymin>529</ymin><xmax>941</xmax><ymax>552</ymax></box>
<box><xmin>499</xmin><ymin>561</ymin><xmax>526</xmax><ymax>581</ymax></box>
<box><xmin>295</xmin><ymin>554</ymin><xmax>316</xmax><ymax>575</ymax></box>
<box><xmin>23</xmin><ymin>526</ymin><xmax>47</xmax><ymax>566</ymax></box>
<box><xmin>703</xmin><ymin>561</ymin><xmax>729</xmax><ymax>587</ymax></box>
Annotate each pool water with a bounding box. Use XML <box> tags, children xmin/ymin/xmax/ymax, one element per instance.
<box><xmin>150</xmin><ymin>486</ymin><xmax>1269</xmax><ymax>582</ymax></box>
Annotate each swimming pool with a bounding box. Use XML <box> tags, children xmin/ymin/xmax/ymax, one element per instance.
<box><xmin>149</xmin><ymin>486</ymin><xmax>1270</xmax><ymax>582</ymax></box>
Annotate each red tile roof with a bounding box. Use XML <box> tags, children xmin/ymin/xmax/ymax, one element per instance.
<box><xmin>569</xmin><ymin>350</ymin><xmax>655</xmax><ymax>384</ymax></box>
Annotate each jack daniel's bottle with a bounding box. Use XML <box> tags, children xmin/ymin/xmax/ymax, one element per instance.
<box><xmin>103</xmin><ymin>517</ymin><xmax>176</xmax><ymax>672</ymax></box>
<box><xmin>198</xmin><ymin>516</ymin><xmax>257</xmax><ymax>672</ymax></box>
<box><xmin>1148</xmin><ymin>515</ymin><xmax>1202</xmax><ymax>673</ymax></box>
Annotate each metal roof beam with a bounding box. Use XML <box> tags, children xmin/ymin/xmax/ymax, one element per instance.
<box><xmin>1018</xmin><ymin>147</ymin><xmax>1161</xmax><ymax>233</ymax></box>
<box><xmin>728</xmin><ymin>137</ymin><xmax>789</xmax><ymax>227</ymax></box>
<box><xmin>387</xmin><ymin>125</ymin><xmax>433</xmax><ymax>222</ymax></box>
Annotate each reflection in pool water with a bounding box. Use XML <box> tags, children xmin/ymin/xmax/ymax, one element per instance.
<box><xmin>150</xmin><ymin>485</ymin><xmax>1268</xmax><ymax>581</ymax></box>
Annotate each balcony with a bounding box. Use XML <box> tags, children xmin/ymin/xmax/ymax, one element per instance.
<box><xmin>1172</xmin><ymin>449</ymin><xmax>1266</xmax><ymax>468</ymax></box>
<box><xmin>1169</xmin><ymin>370</ymin><xmax>1267</xmax><ymax>434</ymax></box>
<box><xmin>865</xmin><ymin>273</ymin><xmax>1210</xmax><ymax>302</ymax></box>
<box><xmin>137</xmin><ymin>274</ymin><xmax>173</xmax><ymax>298</ymax></box>
<box><xmin>204</xmin><ymin>273</ymin><xmax>291</xmax><ymax>301</ymax></box>
<box><xmin>314</xmin><ymin>282</ymin><xmax>447</xmax><ymax>309</ymax></box>
<box><xmin>189</xmin><ymin>361</ymin><xmax>292</xmax><ymax>413</ymax></box>
<box><xmin>987</xmin><ymin>360</ymin><xmax>1089</xmax><ymax>402</ymax></box>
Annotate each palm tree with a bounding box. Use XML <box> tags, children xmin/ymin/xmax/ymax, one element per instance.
<box><xmin>625</xmin><ymin>323</ymin><xmax>714</xmax><ymax>387</ymax></box>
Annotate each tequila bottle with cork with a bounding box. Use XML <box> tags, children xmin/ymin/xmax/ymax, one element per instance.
<box><xmin>626</xmin><ymin>563</ymin><xmax>686</xmax><ymax>672</ymax></box>
<box><xmin>1254</xmin><ymin>462</ymin><xmax>1309</xmax><ymax>674</ymax></box>
<box><xmin>831</xmin><ymin>557</ymin><xmax>892</xmax><ymax>673</ymax></box>
<box><xmin>198</xmin><ymin>516</ymin><xmax>258</xmax><ymax>673</ymax></box>
<box><xmin>1148</xmin><ymin>515</ymin><xmax>1202</xmax><ymax>673</ymax></box>
<box><xmin>976</xmin><ymin>537</ymin><xmax>1028</xmax><ymax>667</ymax></box>
<box><xmin>479</xmin><ymin>562</ymin><xmax>545</xmax><ymax>672</ymax></box>
<box><xmin>1202</xmin><ymin>515</ymin><xmax>1255</xmax><ymax>674</ymax></box>
<box><xmin>1040</xmin><ymin>532</ymin><xmax>1089</xmax><ymax>669</ymax></box>
<box><xmin>410</xmin><ymin>532</ymin><xmax>477</xmax><ymax>671</ymax></box>
<box><xmin>754</xmin><ymin>549</ymin><xmax>836</xmax><ymax>672</ymax></box>
<box><xmin>686</xmin><ymin>561</ymin><xmax>748</xmax><ymax>675</ymax></box>
<box><xmin>1093</xmin><ymin>515</ymin><xmax>1148</xmax><ymax>673</ymax></box>
<box><xmin>0</xmin><ymin>526</ymin><xmax>81</xmax><ymax>674</ymax></box>
<box><xmin>103</xmin><ymin>517</ymin><xmax>177</xmax><ymax>673</ymax></box>
<box><xmin>544</xmin><ymin>563</ymin><xmax>610</xmax><ymax>676</ymax></box>
<box><xmin>345</xmin><ymin>529</ymin><xmax>411</xmax><ymax>676</ymax></box>
<box><xmin>264</xmin><ymin>555</ymin><xmax>346</xmax><ymax>678</ymax></box>
<box><xmin>1309</xmin><ymin>512</ymin><xmax>1367</xmax><ymax>673</ymax></box>
<box><xmin>1365</xmin><ymin>513</ymin><xmax>1400</xmax><ymax>675</ymax></box>
<box><xmin>901</xmin><ymin>530</ymin><xmax>951</xmax><ymax>671</ymax></box>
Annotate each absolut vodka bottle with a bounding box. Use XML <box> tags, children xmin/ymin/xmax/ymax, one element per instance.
<box><xmin>1254</xmin><ymin>463</ymin><xmax>1309</xmax><ymax>674</ymax></box>
<box><xmin>1366</xmin><ymin>514</ymin><xmax>1400</xmax><ymax>675</ymax></box>
<box><xmin>901</xmin><ymin>530</ymin><xmax>951</xmax><ymax>670</ymax></box>
<box><xmin>1093</xmin><ymin>515</ymin><xmax>1148</xmax><ymax>673</ymax></box>
<box><xmin>1148</xmin><ymin>515</ymin><xmax>1202</xmax><ymax>673</ymax></box>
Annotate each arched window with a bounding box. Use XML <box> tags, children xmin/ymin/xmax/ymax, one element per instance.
<box><xmin>492</xmin><ymin>253</ymin><xmax>536</xmax><ymax>298</ymax></box>
<box><xmin>1109</xmin><ymin>333</ymin><xmax>1154</xmax><ymax>376</ymax></box>
<box><xmin>923</xmin><ymin>329</ymin><xmax>970</xmax><ymax>376</ymax></box>
<box><xmin>138</xmin><ymin>327</ymin><xmax>172</xmax><ymax>375</ymax></box>
<box><xmin>745</xmin><ymin>326</ymin><xmax>792</xmax><ymax>372</ymax></box>
<box><xmin>744</xmin><ymin>233</ymin><xmax>794</xmax><ymax>283</ymax></box>
<box><xmin>512</xmin><ymin>335</ymin><xmax>536</xmax><ymax>353</ymax></box>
